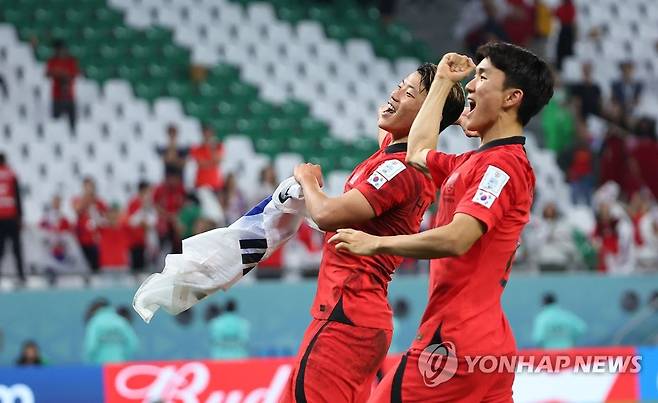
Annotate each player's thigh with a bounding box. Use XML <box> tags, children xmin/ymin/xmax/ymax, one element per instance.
<box><xmin>299</xmin><ymin>322</ymin><xmax>391</xmax><ymax>403</ymax></box>
<box><xmin>385</xmin><ymin>350</ymin><xmax>497</xmax><ymax>403</ymax></box>
<box><xmin>481</xmin><ymin>371</ymin><xmax>514</xmax><ymax>403</ymax></box>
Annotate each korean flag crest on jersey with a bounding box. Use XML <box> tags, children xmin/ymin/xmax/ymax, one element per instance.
<box><xmin>367</xmin><ymin>159</ymin><xmax>406</xmax><ymax>190</ymax></box>
<box><xmin>472</xmin><ymin>165</ymin><xmax>510</xmax><ymax>208</ymax></box>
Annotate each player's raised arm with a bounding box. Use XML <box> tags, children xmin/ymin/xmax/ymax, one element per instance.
<box><xmin>294</xmin><ymin>163</ymin><xmax>375</xmax><ymax>232</ymax></box>
<box><xmin>330</xmin><ymin>213</ymin><xmax>484</xmax><ymax>258</ymax></box>
<box><xmin>406</xmin><ymin>53</ymin><xmax>475</xmax><ymax>172</ymax></box>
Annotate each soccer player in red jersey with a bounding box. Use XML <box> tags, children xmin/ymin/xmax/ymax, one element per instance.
<box><xmin>279</xmin><ymin>65</ymin><xmax>465</xmax><ymax>403</ymax></box>
<box><xmin>330</xmin><ymin>43</ymin><xmax>554</xmax><ymax>402</ymax></box>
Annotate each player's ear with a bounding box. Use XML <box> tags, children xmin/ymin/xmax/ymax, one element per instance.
<box><xmin>503</xmin><ymin>88</ymin><xmax>523</xmax><ymax>109</ymax></box>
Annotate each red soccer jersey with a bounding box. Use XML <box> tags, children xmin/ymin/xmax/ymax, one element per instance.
<box><xmin>413</xmin><ymin>136</ymin><xmax>535</xmax><ymax>356</ymax></box>
<box><xmin>46</xmin><ymin>56</ymin><xmax>79</xmax><ymax>101</ymax></box>
<box><xmin>311</xmin><ymin>134</ymin><xmax>436</xmax><ymax>330</ymax></box>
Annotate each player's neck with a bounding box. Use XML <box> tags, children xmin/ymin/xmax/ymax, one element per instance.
<box><xmin>479</xmin><ymin>116</ymin><xmax>523</xmax><ymax>146</ymax></box>
<box><xmin>390</xmin><ymin>136</ymin><xmax>408</xmax><ymax>145</ymax></box>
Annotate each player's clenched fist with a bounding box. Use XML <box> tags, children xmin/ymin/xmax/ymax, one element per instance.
<box><xmin>437</xmin><ymin>53</ymin><xmax>476</xmax><ymax>83</ymax></box>
<box><xmin>294</xmin><ymin>163</ymin><xmax>324</xmax><ymax>187</ymax></box>
<box><xmin>329</xmin><ymin>228</ymin><xmax>380</xmax><ymax>256</ymax></box>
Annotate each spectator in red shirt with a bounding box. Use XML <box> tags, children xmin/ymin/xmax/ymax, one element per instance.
<box><xmin>554</xmin><ymin>0</ymin><xmax>576</xmax><ymax>70</ymax></box>
<box><xmin>504</xmin><ymin>0</ymin><xmax>536</xmax><ymax>47</ymax></box>
<box><xmin>629</xmin><ymin>118</ymin><xmax>658</xmax><ymax>199</ymax></box>
<box><xmin>46</xmin><ymin>40</ymin><xmax>79</xmax><ymax>130</ymax></box>
<box><xmin>568</xmin><ymin>139</ymin><xmax>595</xmax><ymax>205</ymax></box>
<box><xmin>125</xmin><ymin>181</ymin><xmax>156</xmax><ymax>271</ymax></box>
<box><xmin>190</xmin><ymin>124</ymin><xmax>224</xmax><ymax>191</ymax></box>
<box><xmin>98</xmin><ymin>205</ymin><xmax>130</xmax><ymax>272</ymax></box>
<box><xmin>0</xmin><ymin>153</ymin><xmax>24</xmax><ymax>283</ymax></box>
<box><xmin>153</xmin><ymin>172</ymin><xmax>186</xmax><ymax>254</ymax></box>
<box><xmin>40</xmin><ymin>195</ymin><xmax>72</xmax><ymax>264</ymax></box>
<box><xmin>73</xmin><ymin>177</ymin><xmax>107</xmax><ymax>273</ymax></box>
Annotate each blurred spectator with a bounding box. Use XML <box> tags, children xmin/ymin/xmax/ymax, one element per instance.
<box><xmin>532</xmin><ymin>293</ymin><xmax>587</xmax><ymax>349</ymax></box>
<box><xmin>567</xmin><ymin>140</ymin><xmax>595</xmax><ymax>205</ymax></box>
<box><xmin>390</xmin><ymin>298</ymin><xmax>410</xmax><ymax>354</ymax></box>
<box><xmin>554</xmin><ymin>0</ymin><xmax>576</xmax><ymax>70</ymax></box>
<box><xmin>628</xmin><ymin>118</ymin><xmax>658</xmax><ymax>199</ymax></box>
<box><xmin>125</xmin><ymin>181</ymin><xmax>157</xmax><ymax>271</ymax></box>
<box><xmin>611</xmin><ymin>62</ymin><xmax>643</xmax><ymax>115</ymax></box>
<box><xmin>621</xmin><ymin>290</ymin><xmax>640</xmax><ymax>313</ymax></box>
<box><xmin>529</xmin><ymin>202</ymin><xmax>578</xmax><ymax>272</ymax></box>
<box><xmin>251</xmin><ymin>164</ymin><xmax>278</xmax><ymax>206</ymax></box>
<box><xmin>637</xmin><ymin>206</ymin><xmax>658</xmax><ymax>270</ymax></box>
<box><xmin>0</xmin><ymin>73</ymin><xmax>7</xmax><ymax>99</ymax></box>
<box><xmin>83</xmin><ymin>298</ymin><xmax>138</xmax><ymax>364</ymax></box>
<box><xmin>503</xmin><ymin>0</ymin><xmax>535</xmax><ymax>48</ymax></box>
<box><xmin>98</xmin><ymin>205</ymin><xmax>130</xmax><ymax>273</ymax></box>
<box><xmin>592</xmin><ymin>198</ymin><xmax>635</xmax><ymax>274</ymax></box>
<box><xmin>208</xmin><ymin>299</ymin><xmax>250</xmax><ymax>359</ymax></box>
<box><xmin>190</xmin><ymin>124</ymin><xmax>224</xmax><ymax>191</ymax></box>
<box><xmin>533</xmin><ymin>0</ymin><xmax>553</xmax><ymax>59</ymax></box>
<box><xmin>40</xmin><ymin>195</ymin><xmax>72</xmax><ymax>267</ymax></box>
<box><xmin>599</xmin><ymin>127</ymin><xmax>633</xmax><ymax>196</ymax></box>
<box><xmin>465</xmin><ymin>0</ymin><xmax>510</xmax><ymax>55</ymax></box>
<box><xmin>157</xmin><ymin>124</ymin><xmax>187</xmax><ymax>180</ymax></box>
<box><xmin>46</xmin><ymin>40</ymin><xmax>79</xmax><ymax>130</ymax></box>
<box><xmin>541</xmin><ymin>74</ymin><xmax>576</xmax><ymax>156</ymax></box>
<box><xmin>219</xmin><ymin>173</ymin><xmax>246</xmax><ymax>225</ymax></box>
<box><xmin>16</xmin><ymin>340</ymin><xmax>44</xmax><ymax>366</ymax></box>
<box><xmin>0</xmin><ymin>153</ymin><xmax>25</xmax><ymax>283</ymax></box>
<box><xmin>205</xmin><ymin>303</ymin><xmax>223</xmax><ymax>323</ymax></box>
<box><xmin>378</xmin><ymin>0</ymin><xmax>397</xmax><ymax>25</ymax></box>
<box><xmin>568</xmin><ymin>62</ymin><xmax>603</xmax><ymax>119</ymax></box>
<box><xmin>73</xmin><ymin>177</ymin><xmax>107</xmax><ymax>273</ymax></box>
<box><xmin>178</xmin><ymin>192</ymin><xmax>202</xmax><ymax>239</ymax></box>
<box><xmin>153</xmin><ymin>172</ymin><xmax>186</xmax><ymax>254</ymax></box>
<box><xmin>116</xmin><ymin>305</ymin><xmax>133</xmax><ymax>324</ymax></box>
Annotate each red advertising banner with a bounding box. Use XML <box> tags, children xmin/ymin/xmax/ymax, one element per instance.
<box><xmin>103</xmin><ymin>348</ymin><xmax>640</xmax><ymax>403</ymax></box>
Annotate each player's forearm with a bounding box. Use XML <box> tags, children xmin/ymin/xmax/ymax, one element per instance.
<box><xmin>407</xmin><ymin>78</ymin><xmax>455</xmax><ymax>161</ymax></box>
<box><xmin>298</xmin><ymin>175</ymin><xmax>334</xmax><ymax>229</ymax></box>
<box><xmin>376</xmin><ymin>226</ymin><xmax>463</xmax><ymax>259</ymax></box>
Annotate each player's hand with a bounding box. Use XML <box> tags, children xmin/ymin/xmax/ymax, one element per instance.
<box><xmin>329</xmin><ymin>228</ymin><xmax>380</xmax><ymax>256</ymax></box>
<box><xmin>294</xmin><ymin>163</ymin><xmax>324</xmax><ymax>187</ymax></box>
<box><xmin>457</xmin><ymin>105</ymin><xmax>479</xmax><ymax>138</ymax></box>
<box><xmin>437</xmin><ymin>53</ymin><xmax>476</xmax><ymax>83</ymax></box>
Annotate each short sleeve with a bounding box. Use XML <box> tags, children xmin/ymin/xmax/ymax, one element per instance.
<box><xmin>354</xmin><ymin>159</ymin><xmax>416</xmax><ymax>216</ymax></box>
<box><xmin>426</xmin><ymin>150</ymin><xmax>470</xmax><ymax>188</ymax></box>
<box><xmin>454</xmin><ymin>161</ymin><xmax>515</xmax><ymax>232</ymax></box>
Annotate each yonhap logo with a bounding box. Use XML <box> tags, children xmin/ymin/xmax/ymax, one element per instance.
<box><xmin>417</xmin><ymin>342</ymin><xmax>458</xmax><ymax>387</ymax></box>
<box><xmin>0</xmin><ymin>384</ymin><xmax>34</xmax><ymax>403</ymax></box>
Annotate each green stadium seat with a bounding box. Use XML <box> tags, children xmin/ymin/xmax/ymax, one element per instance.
<box><xmin>255</xmin><ymin>137</ymin><xmax>287</xmax><ymax>157</ymax></box>
<box><xmin>85</xmin><ymin>64</ymin><xmax>114</xmax><ymax>83</ymax></box>
<box><xmin>134</xmin><ymin>81</ymin><xmax>165</xmax><ymax>103</ymax></box>
<box><xmin>167</xmin><ymin>81</ymin><xmax>196</xmax><ymax>99</ymax></box>
<box><xmin>117</xmin><ymin>65</ymin><xmax>146</xmax><ymax>83</ymax></box>
<box><xmin>144</xmin><ymin>27</ymin><xmax>172</xmax><ymax>45</ymax></box>
<box><xmin>208</xmin><ymin>118</ymin><xmax>237</xmax><ymax>136</ymax></box>
<box><xmin>94</xmin><ymin>8</ymin><xmax>123</xmax><ymax>27</ymax></box>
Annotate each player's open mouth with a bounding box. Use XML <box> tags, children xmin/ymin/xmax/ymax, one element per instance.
<box><xmin>467</xmin><ymin>98</ymin><xmax>476</xmax><ymax>115</ymax></box>
<box><xmin>382</xmin><ymin>101</ymin><xmax>396</xmax><ymax>116</ymax></box>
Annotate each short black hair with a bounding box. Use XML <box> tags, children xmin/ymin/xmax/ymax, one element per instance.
<box><xmin>137</xmin><ymin>180</ymin><xmax>150</xmax><ymax>192</ymax></box>
<box><xmin>205</xmin><ymin>303</ymin><xmax>223</xmax><ymax>322</ymax></box>
<box><xmin>225</xmin><ymin>299</ymin><xmax>237</xmax><ymax>312</ymax></box>
<box><xmin>475</xmin><ymin>42</ymin><xmax>554</xmax><ymax>126</ymax></box>
<box><xmin>0</xmin><ymin>152</ymin><xmax>5</xmax><ymax>165</ymax></box>
<box><xmin>416</xmin><ymin>63</ymin><xmax>465</xmax><ymax>132</ymax></box>
<box><xmin>542</xmin><ymin>293</ymin><xmax>557</xmax><ymax>306</ymax></box>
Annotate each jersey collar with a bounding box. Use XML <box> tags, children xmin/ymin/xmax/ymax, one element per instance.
<box><xmin>477</xmin><ymin>136</ymin><xmax>526</xmax><ymax>152</ymax></box>
<box><xmin>384</xmin><ymin>142</ymin><xmax>408</xmax><ymax>154</ymax></box>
